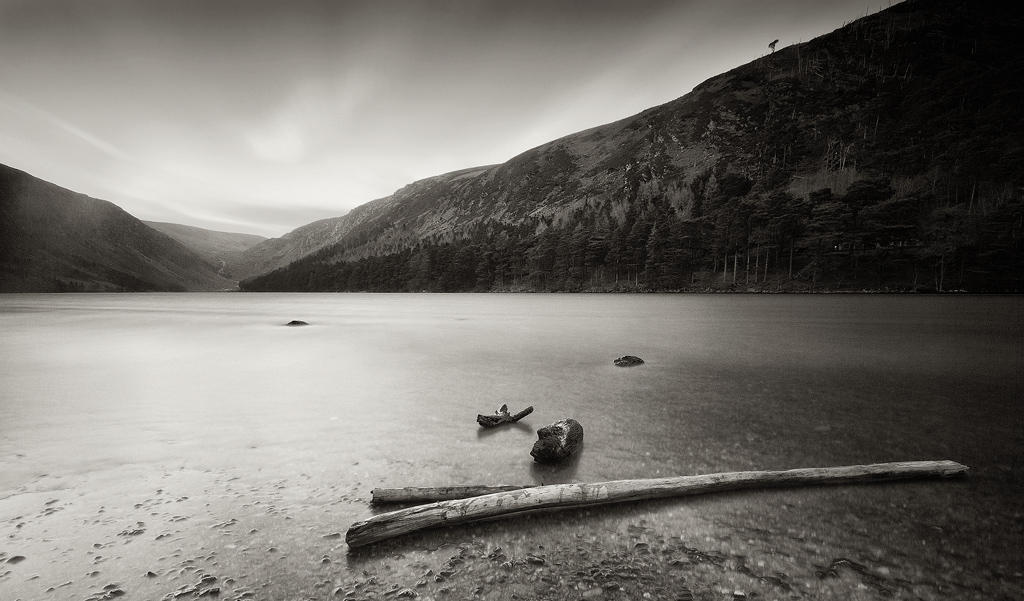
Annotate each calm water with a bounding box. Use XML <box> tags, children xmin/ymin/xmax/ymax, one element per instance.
<box><xmin>0</xmin><ymin>293</ymin><xmax>1021</xmax><ymax>601</ymax></box>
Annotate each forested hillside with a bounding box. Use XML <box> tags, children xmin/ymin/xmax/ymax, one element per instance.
<box><xmin>244</xmin><ymin>0</ymin><xmax>1024</xmax><ymax>293</ymax></box>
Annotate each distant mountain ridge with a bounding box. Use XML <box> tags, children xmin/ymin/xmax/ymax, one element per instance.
<box><xmin>243</xmin><ymin>0</ymin><xmax>1024</xmax><ymax>293</ymax></box>
<box><xmin>227</xmin><ymin>165</ymin><xmax>495</xmax><ymax>281</ymax></box>
<box><xmin>0</xmin><ymin>164</ymin><xmax>234</xmax><ymax>292</ymax></box>
<box><xmin>144</xmin><ymin>221</ymin><xmax>265</xmax><ymax>280</ymax></box>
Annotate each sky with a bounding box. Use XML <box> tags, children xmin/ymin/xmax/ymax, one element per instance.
<box><xmin>0</xmin><ymin>0</ymin><xmax>889</xmax><ymax>238</ymax></box>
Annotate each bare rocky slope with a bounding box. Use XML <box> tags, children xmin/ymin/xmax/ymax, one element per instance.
<box><xmin>244</xmin><ymin>0</ymin><xmax>1023</xmax><ymax>293</ymax></box>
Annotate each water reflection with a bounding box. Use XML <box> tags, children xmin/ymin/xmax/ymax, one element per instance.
<box><xmin>530</xmin><ymin>442</ymin><xmax>583</xmax><ymax>484</ymax></box>
<box><xmin>475</xmin><ymin>421</ymin><xmax>533</xmax><ymax>439</ymax></box>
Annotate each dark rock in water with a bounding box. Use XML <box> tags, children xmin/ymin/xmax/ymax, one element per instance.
<box><xmin>614</xmin><ymin>355</ymin><xmax>644</xmax><ymax>367</ymax></box>
<box><xmin>285</xmin><ymin>320</ymin><xmax>309</xmax><ymax>326</ymax></box>
<box><xmin>531</xmin><ymin>419</ymin><xmax>583</xmax><ymax>463</ymax></box>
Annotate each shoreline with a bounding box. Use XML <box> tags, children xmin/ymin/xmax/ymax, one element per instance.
<box><xmin>2</xmin><ymin>467</ymin><xmax>1015</xmax><ymax>601</ymax></box>
<box><xmin>3</xmin><ymin>288</ymin><xmax>1018</xmax><ymax>295</ymax></box>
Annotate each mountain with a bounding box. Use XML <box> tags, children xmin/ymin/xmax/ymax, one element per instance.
<box><xmin>243</xmin><ymin>0</ymin><xmax>1024</xmax><ymax>293</ymax></box>
<box><xmin>0</xmin><ymin>164</ymin><xmax>234</xmax><ymax>292</ymax></box>
<box><xmin>143</xmin><ymin>221</ymin><xmax>265</xmax><ymax>280</ymax></box>
<box><xmin>228</xmin><ymin>216</ymin><xmax>352</xmax><ymax>282</ymax></box>
<box><xmin>227</xmin><ymin>165</ymin><xmax>494</xmax><ymax>281</ymax></box>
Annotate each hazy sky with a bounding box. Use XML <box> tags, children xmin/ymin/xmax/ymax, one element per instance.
<box><xmin>0</xmin><ymin>0</ymin><xmax>886</xmax><ymax>237</ymax></box>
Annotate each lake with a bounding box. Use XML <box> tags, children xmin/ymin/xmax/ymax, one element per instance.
<box><xmin>0</xmin><ymin>293</ymin><xmax>1021</xmax><ymax>601</ymax></box>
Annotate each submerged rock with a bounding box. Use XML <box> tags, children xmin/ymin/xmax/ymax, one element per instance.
<box><xmin>613</xmin><ymin>355</ymin><xmax>644</xmax><ymax>367</ymax></box>
<box><xmin>531</xmin><ymin>419</ymin><xmax>583</xmax><ymax>463</ymax></box>
<box><xmin>285</xmin><ymin>320</ymin><xmax>309</xmax><ymax>327</ymax></box>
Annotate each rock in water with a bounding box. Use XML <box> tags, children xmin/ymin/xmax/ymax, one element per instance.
<box><xmin>614</xmin><ymin>355</ymin><xmax>644</xmax><ymax>367</ymax></box>
<box><xmin>285</xmin><ymin>320</ymin><xmax>309</xmax><ymax>326</ymax></box>
<box><xmin>531</xmin><ymin>419</ymin><xmax>583</xmax><ymax>463</ymax></box>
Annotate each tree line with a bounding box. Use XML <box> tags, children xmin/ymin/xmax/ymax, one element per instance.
<box><xmin>242</xmin><ymin>176</ymin><xmax>1023</xmax><ymax>293</ymax></box>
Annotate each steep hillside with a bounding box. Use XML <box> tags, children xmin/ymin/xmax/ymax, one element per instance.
<box><xmin>144</xmin><ymin>221</ymin><xmax>265</xmax><ymax>280</ymax></box>
<box><xmin>228</xmin><ymin>215</ymin><xmax>358</xmax><ymax>282</ymax></box>
<box><xmin>0</xmin><ymin>164</ymin><xmax>234</xmax><ymax>292</ymax></box>
<box><xmin>228</xmin><ymin>165</ymin><xmax>494</xmax><ymax>281</ymax></box>
<box><xmin>245</xmin><ymin>0</ymin><xmax>1023</xmax><ymax>293</ymax></box>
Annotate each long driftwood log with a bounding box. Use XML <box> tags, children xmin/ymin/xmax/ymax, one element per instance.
<box><xmin>372</xmin><ymin>485</ymin><xmax>532</xmax><ymax>504</ymax></box>
<box><xmin>476</xmin><ymin>404</ymin><xmax>533</xmax><ymax>428</ymax></box>
<box><xmin>346</xmin><ymin>460</ymin><xmax>967</xmax><ymax>548</ymax></box>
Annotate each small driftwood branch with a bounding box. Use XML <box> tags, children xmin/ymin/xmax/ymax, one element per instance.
<box><xmin>346</xmin><ymin>460</ymin><xmax>967</xmax><ymax>548</ymax></box>
<box><xmin>372</xmin><ymin>485</ymin><xmax>532</xmax><ymax>504</ymax></box>
<box><xmin>476</xmin><ymin>404</ymin><xmax>533</xmax><ymax>428</ymax></box>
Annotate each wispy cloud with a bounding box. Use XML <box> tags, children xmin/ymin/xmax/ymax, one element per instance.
<box><xmin>0</xmin><ymin>92</ymin><xmax>136</xmax><ymax>163</ymax></box>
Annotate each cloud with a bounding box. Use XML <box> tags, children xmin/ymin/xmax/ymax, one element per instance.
<box><xmin>0</xmin><ymin>92</ymin><xmax>136</xmax><ymax>163</ymax></box>
<box><xmin>245</xmin><ymin>121</ymin><xmax>307</xmax><ymax>164</ymax></box>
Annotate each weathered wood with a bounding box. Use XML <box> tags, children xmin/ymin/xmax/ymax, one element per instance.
<box><xmin>476</xmin><ymin>404</ymin><xmax>533</xmax><ymax>428</ymax></box>
<box><xmin>371</xmin><ymin>485</ymin><xmax>533</xmax><ymax>504</ymax></box>
<box><xmin>346</xmin><ymin>460</ymin><xmax>967</xmax><ymax>548</ymax></box>
<box><xmin>530</xmin><ymin>418</ymin><xmax>583</xmax><ymax>463</ymax></box>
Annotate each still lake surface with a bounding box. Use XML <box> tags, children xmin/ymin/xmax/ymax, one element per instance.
<box><xmin>0</xmin><ymin>293</ymin><xmax>1021</xmax><ymax>600</ymax></box>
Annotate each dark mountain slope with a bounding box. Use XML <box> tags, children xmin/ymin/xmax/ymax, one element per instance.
<box><xmin>0</xmin><ymin>164</ymin><xmax>234</xmax><ymax>292</ymax></box>
<box><xmin>245</xmin><ymin>0</ymin><xmax>1023</xmax><ymax>292</ymax></box>
<box><xmin>144</xmin><ymin>221</ymin><xmax>265</xmax><ymax>280</ymax></box>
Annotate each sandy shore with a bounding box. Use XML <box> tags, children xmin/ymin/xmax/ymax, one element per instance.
<box><xmin>3</xmin><ymin>460</ymin><xmax>1020</xmax><ymax>601</ymax></box>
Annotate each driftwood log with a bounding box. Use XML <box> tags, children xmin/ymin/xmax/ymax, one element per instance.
<box><xmin>346</xmin><ymin>460</ymin><xmax>967</xmax><ymax>548</ymax></box>
<box><xmin>476</xmin><ymin>404</ymin><xmax>533</xmax><ymax>428</ymax></box>
<box><xmin>530</xmin><ymin>418</ymin><xmax>583</xmax><ymax>463</ymax></box>
<box><xmin>372</xmin><ymin>485</ymin><xmax>532</xmax><ymax>504</ymax></box>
